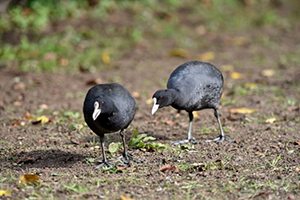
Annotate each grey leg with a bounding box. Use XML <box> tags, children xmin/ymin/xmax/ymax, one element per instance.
<box><xmin>204</xmin><ymin>109</ymin><xmax>235</xmax><ymax>144</ymax></box>
<box><xmin>172</xmin><ymin>112</ymin><xmax>196</xmax><ymax>145</ymax></box>
<box><xmin>95</xmin><ymin>135</ymin><xmax>114</xmax><ymax>169</ymax></box>
<box><xmin>119</xmin><ymin>129</ymin><xmax>142</xmax><ymax>165</ymax></box>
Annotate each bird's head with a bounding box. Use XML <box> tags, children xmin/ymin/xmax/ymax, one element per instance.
<box><xmin>92</xmin><ymin>96</ymin><xmax>115</xmax><ymax>121</ymax></box>
<box><xmin>151</xmin><ymin>90</ymin><xmax>172</xmax><ymax>115</ymax></box>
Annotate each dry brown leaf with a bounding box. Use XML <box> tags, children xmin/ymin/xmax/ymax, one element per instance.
<box><xmin>224</xmin><ymin>36</ymin><xmax>249</xmax><ymax>46</ymax></box>
<box><xmin>86</xmin><ymin>78</ymin><xmax>103</xmax><ymax>85</ymax></box>
<box><xmin>265</xmin><ymin>117</ymin><xmax>276</xmax><ymax>124</ymax></box>
<box><xmin>39</xmin><ymin>104</ymin><xmax>49</xmax><ymax>109</ymax></box>
<box><xmin>19</xmin><ymin>174</ymin><xmax>40</xmax><ymax>185</ymax></box>
<box><xmin>231</xmin><ymin>72</ymin><xmax>243</xmax><ymax>79</ymax></box>
<box><xmin>195</xmin><ymin>25</ymin><xmax>206</xmax><ymax>35</ymax></box>
<box><xmin>70</xmin><ymin>138</ymin><xmax>80</xmax><ymax>145</ymax></box>
<box><xmin>16</xmin><ymin>157</ymin><xmax>36</xmax><ymax>164</ymax></box>
<box><xmin>44</xmin><ymin>52</ymin><xmax>57</xmax><ymax>60</ymax></box>
<box><xmin>229</xmin><ymin>107</ymin><xmax>258</xmax><ymax>114</ymax></box>
<box><xmin>198</xmin><ymin>51</ymin><xmax>215</xmax><ymax>61</ymax></box>
<box><xmin>132</xmin><ymin>91</ymin><xmax>140</xmax><ymax>99</ymax></box>
<box><xmin>168</xmin><ymin>48</ymin><xmax>189</xmax><ymax>58</ymax></box>
<box><xmin>261</xmin><ymin>69</ymin><xmax>275</xmax><ymax>77</ymax></box>
<box><xmin>59</xmin><ymin>58</ymin><xmax>68</xmax><ymax>66</ymax></box>
<box><xmin>255</xmin><ymin>152</ymin><xmax>265</xmax><ymax>156</ymax></box>
<box><xmin>24</xmin><ymin>111</ymin><xmax>31</xmax><ymax>120</ymax></box>
<box><xmin>159</xmin><ymin>164</ymin><xmax>179</xmax><ymax>173</ymax></box>
<box><xmin>14</xmin><ymin>83</ymin><xmax>26</xmax><ymax>90</ymax></box>
<box><xmin>101</xmin><ymin>52</ymin><xmax>111</xmax><ymax>65</ymax></box>
<box><xmin>0</xmin><ymin>190</ymin><xmax>12</xmax><ymax>196</ymax></box>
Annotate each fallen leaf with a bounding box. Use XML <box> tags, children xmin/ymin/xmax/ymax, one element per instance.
<box><xmin>13</xmin><ymin>101</ymin><xmax>22</xmax><ymax>106</ymax></box>
<box><xmin>132</xmin><ymin>91</ymin><xmax>140</xmax><ymax>99</ymax></box>
<box><xmin>146</xmin><ymin>98</ymin><xmax>153</xmax><ymax>105</ymax></box>
<box><xmin>120</xmin><ymin>195</ymin><xmax>134</xmax><ymax>200</ymax></box>
<box><xmin>224</xmin><ymin>36</ymin><xmax>249</xmax><ymax>46</ymax></box>
<box><xmin>295</xmin><ymin>142</ymin><xmax>300</xmax><ymax>146</ymax></box>
<box><xmin>0</xmin><ymin>190</ymin><xmax>12</xmax><ymax>196</ymax></box>
<box><xmin>86</xmin><ymin>78</ymin><xmax>103</xmax><ymax>85</ymax></box>
<box><xmin>39</xmin><ymin>104</ymin><xmax>49</xmax><ymax>109</ymax></box>
<box><xmin>159</xmin><ymin>164</ymin><xmax>179</xmax><ymax>173</ymax></box>
<box><xmin>231</xmin><ymin>72</ymin><xmax>243</xmax><ymax>79</ymax></box>
<box><xmin>244</xmin><ymin>83</ymin><xmax>259</xmax><ymax>89</ymax></box>
<box><xmin>229</xmin><ymin>107</ymin><xmax>258</xmax><ymax>114</ymax></box>
<box><xmin>255</xmin><ymin>152</ymin><xmax>265</xmax><ymax>156</ymax></box>
<box><xmin>70</xmin><ymin>138</ymin><xmax>80</xmax><ymax>145</ymax></box>
<box><xmin>261</xmin><ymin>69</ymin><xmax>275</xmax><ymax>77</ymax></box>
<box><xmin>59</xmin><ymin>58</ymin><xmax>68</xmax><ymax>66</ymax></box>
<box><xmin>24</xmin><ymin>111</ymin><xmax>31</xmax><ymax>120</ymax></box>
<box><xmin>13</xmin><ymin>83</ymin><xmax>26</xmax><ymax>90</ymax></box>
<box><xmin>44</xmin><ymin>52</ymin><xmax>57</xmax><ymax>60</ymax></box>
<box><xmin>168</xmin><ymin>48</ymin><xmax>189</xmax><ymax>58</ymax></box>
<box><xmin>265</xmin><ymin>117</ymin><xmax>276</xmax><ymax>124</ymax></box>
<box><xmin>195</xmin><ymin>25</ymin><xmax>206</xmax><ymax>35</ymax></box>
<box><xmin>222</xmin><ymin>64</ymin><xmax>234</xmax><ymax>72</ymax></box>
<box><xmin>19</xmin><ymin>174</ymin><xmax>40</xmax><ymax>185</ymax></box>
<box><xmin>198</xmin><ymin>51</ymin><xmax>215</xmax><ymax>61</ymax></box>
<box><xmin>32</xmin><ymin>116</ymin><xmax>50</xmax><ymax>124</ymax></box>
<box><xmin>16</xmin><ymin>157</ymin><xmax>36</xmax><ymax>164</ymax></box>
<box><xmin>101</xmin><ymin>52</ymin><xmax>111</xmax><ymax>65</ymax></box>
<box><xmin>193</xmin><ymin>111</ymin><xmax>200</xmax><ymax>118</ymax></box>
<box><xmin>295</xmin><ymin>168</ymin><xmax>300</xmax><ymax>172</ymax></box>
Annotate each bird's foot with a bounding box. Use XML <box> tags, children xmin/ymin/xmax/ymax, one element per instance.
<box><xmin>94</xmin><ymin>160</ymin><xmax>114</xmax><ymax>170</ymax></box>
<box><xmin>172</xmin><ymin>137</ymin><xmax>196</xmax><ymax>145</ymax></box>
<box><xmin>122</xmin><ymin>153</ymin><xmax>142</xmax><ymax>166</ymax></box>
<box><xmin>204</xmin><ymin>135</ymin><xmax>235</xmax><ymax>144</ymax></box>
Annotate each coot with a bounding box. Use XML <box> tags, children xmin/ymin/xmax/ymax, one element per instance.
<box><xmin>83</xmin><ymin>83</ymin><xmax>138</xmax><ymax>168</ymax></box>
<box><xmin>151</xmin><ymin>61</ymin><xmax>234</xmax><ymax>144</ymax></box>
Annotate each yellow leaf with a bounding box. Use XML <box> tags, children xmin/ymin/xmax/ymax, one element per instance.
<box><xmin>266</xmin><ymin>117</ymin><xmax>276</xmax><ymax>124</ymax></box>
<box><xmin>229</xmin><ymin>107</ymin><xmax>257</xmax><ymax>114</ymax></box>
<box><xmin>261</xmin><ymin>69</ymin><xmax>275</xmax><ymax>77</ymax></box>
<box><xmin>19</xmin><ymin>174</ymin><xmax>40</xmax><ymax>185</ymax></box>
<box><xmin>231</xmin><ymin>72</ymin><xmax>243</xmax><ymax>79</ymax></box>
<box><xmin>0</xmin><ymin>190</ymin><xmax>12</xmax><ymax>196</ymax></box>
<box><xmin>198</xmin><ymin>51</ymin><xmax>215</xmax><ymax>61</ymax></box>
<box><xmin>120</xmin><ymin>195</ymin><xmax>134</xmax><ymax>200</ymax></box>
<box><xmin>146</xmin><ymin>98</ymin><xmax>153</xmax><ymax>105</ymax></box>
<box><xmin>244</xmin><ymin>83</ymin><xmax>259</xmax><ymax>89</ymax></box>
<box><xmin>222</xmin><ymin>64</ymin><xmax>234</xmax><ymax>72</ymax></box>
<box><xmin>37</xmin><ymin>115</ymin><xmax>49</xmax><ymax>123</ymax></box>
<box><xmin>168</xmin><ymin>48</ymin><xmax>189</xmax><ymax>58</ymax></box>
<box><xmin>193</xmin><ymin>111</ymin><xmax>200</xmax><ymax>118</ymax></box>
<box><xmin>101</xmin><ymin>52</ymin><xmax>111</xmax><ymax>65</ymax></box>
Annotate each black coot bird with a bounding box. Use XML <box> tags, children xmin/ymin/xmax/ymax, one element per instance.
<box><xmin>151</xmin><ymin>61</ymin><xmax>234</xmax><ymax>144</ymax></box>
<box><xmin>83</xmin><ymin>83</ymin><xmax>138</xmax><ymax>168</ymax></box>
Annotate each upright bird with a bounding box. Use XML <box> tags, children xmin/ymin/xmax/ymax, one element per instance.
<box><xmin>83</xmin><ymin>83</ymin><xmax>138</xmax><ymax>168</ymax></box>
<box><xmin>151</xmin><ymin>61</ymin><xmax>234</xmax><ymax>144</ymax></box>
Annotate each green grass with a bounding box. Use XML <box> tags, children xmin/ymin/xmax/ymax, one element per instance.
<box><xmin>0</xmin><ymin>0</ymin><xmax>299</xmax><ymax>72</ymax></box>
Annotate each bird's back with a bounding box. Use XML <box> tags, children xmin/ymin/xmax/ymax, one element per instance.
<box><xmin>167</xmin><ymin>61</ymin><xmax>223</xmax><ymax>111</ymax></box>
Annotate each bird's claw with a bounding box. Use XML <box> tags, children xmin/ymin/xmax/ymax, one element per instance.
<box><xmin>172</xmin><ymin>137</ymin><xmax>196</xmax><ymax>145</ymax></box>
<box><xmin>204</xmin><ymin>135</ymin><xmax>235</xmax><ymax>144</ymax></box>
<box><xmin>94</xmin><ymin>161</ymin><xmax>114</xmax><ymax>170</ymax></box>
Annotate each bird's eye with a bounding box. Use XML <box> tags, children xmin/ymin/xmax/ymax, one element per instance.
<box><xmin>101</xmin><ymin>102</ymin><xmax>105</xmax><ymax>105</ymax></box>
<box><xmin>159</xmin><ymin>96</ymin><xmax>163</xmax><ymax>100</ymax></box>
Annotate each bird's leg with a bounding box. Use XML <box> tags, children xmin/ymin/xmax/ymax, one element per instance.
<box><xmin>119</xmin><ymin>129</ymin><xmax>142</xmax><ymax>166</ymax></box>
<box><xmin>204</xmin><ymin>109</ymin><xmax>235</xmax><ymax>144</ymax></box>
<box><xmin>95</xmin><ymin>135</ymin><xmax>114</xmax><ymax>169</ymax></box>
<box><xmin>172</xmin><ymin>112</ymin><xmax>196</xmax><ymax>145</ymax></box>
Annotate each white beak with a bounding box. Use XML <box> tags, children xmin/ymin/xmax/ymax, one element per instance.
<box><xmin>92</xmin><ymin>101</ymin><xmax>101</xmax><ymax>121</ymax></box>
<box><xmin>151</xmin><ymin>97</ymin><xmax>159</xmax><ymax>115</ymax></box>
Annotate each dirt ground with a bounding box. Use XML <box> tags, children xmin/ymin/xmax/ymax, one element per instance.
<box><xmin>1</xmin><ymin>7</ymin><xmax>300</xmax><ymax>200</ymax></box>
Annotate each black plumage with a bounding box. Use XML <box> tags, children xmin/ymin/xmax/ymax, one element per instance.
<box><xmin>152</xmin><ymin>61</ymin><xmax>234</xmax><ymax>144</ymax></box>
<box><xmin>83</xmin><ymin>83</ymin><xmax>138</xmax><ymax>168</ymax></box>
